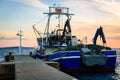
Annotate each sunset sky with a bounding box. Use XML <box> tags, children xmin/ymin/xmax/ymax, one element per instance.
<box><xmin>0</xmin><ymin>0</ymin><xmax>120</xmax><ymax>48</ymax></box>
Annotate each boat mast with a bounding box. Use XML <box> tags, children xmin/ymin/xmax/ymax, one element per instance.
<box><xmin>44</xmin><ymin>4</ymin><xmax>74</xmax><ymax>45</ymax></box>
<box><xmin>46</xmin><ymin>14</ymin><xmax>51</xmax><ymax>35</ymax></box>
<box><xmin>58</xmin><ymin>14</ymin><xmax>60</xmax><ymax>35</ymax></box>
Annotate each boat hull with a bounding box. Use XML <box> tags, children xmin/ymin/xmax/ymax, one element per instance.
<box><xmin>35</xmin><ymin>50</ymin><xmax>117</xmax><ymax>73</ymax></box>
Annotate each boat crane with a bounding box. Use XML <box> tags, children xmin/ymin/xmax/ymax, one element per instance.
<box><xmin>93</xmin><ymin>26</ymin><xmax>106</xmax><ymax>46</ymax></box>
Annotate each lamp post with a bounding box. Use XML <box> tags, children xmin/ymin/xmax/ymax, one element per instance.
<box><xmin>16</xmin><ymin>30</ymin><xmax>23</xmax><ymax>55</ymax></box>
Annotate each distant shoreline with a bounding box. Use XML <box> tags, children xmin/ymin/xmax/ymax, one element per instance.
<box><xmin>0</xmin><ymin>46</ymin><xmax>119</xmax><ymax>49</ymax></box>
<box><xmin>0</xmin><ymin>46</ymin><xmax>34</xmax><ymax>49</ymax></box>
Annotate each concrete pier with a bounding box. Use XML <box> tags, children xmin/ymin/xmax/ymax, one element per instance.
<box><xmin>15</xmin><ymin>55</ymin><xmax>77</xmax><ymax>80</ymax></box>
<box><xmin>43</xmin><ymin>60</ymin><xmax>60</xmax><ymax>70</ymax></box>
<box><xmin>0</xmin><ymin>62</ymin><xmax>15</xmax><ymax>80</ymax></box>
<box><xmin>0</xmin><ymin>55</ymin><xmax>77</xmax><ymax>80</ymax></box>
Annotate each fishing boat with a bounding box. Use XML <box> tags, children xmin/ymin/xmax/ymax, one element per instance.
<box><xmin>33</xmin><ymin>5</ymin><xmax>117</xmax><ymax>73</ymax></box>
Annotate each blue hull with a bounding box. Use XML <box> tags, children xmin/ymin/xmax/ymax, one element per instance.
<box><xmin>36</xmin><ymin>50</ymin><xmax>117</xmax><ymax>73</ymax></box>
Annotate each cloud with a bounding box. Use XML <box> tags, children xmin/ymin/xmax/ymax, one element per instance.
<box><xmin>0</xmin><ymin>36</ymin><xmax>27</xmax><ymax>40</ymax></box>
<box><xmin>10</xmin><ymin>0</ymin><xmax>48</xmax><ymax>9</ymax></box>
<box><xmin>63</xmin><ymin>0</ymin><xmax>120</xmax><ymax>17</ymax></box>
<box><xmin>93</xmin><ymin>0</ymin><xmax>120</xmax><ymax>16</ymax></box>
<box><xmin>60</xmin><ymin>0</ymin><xmax>120</xmax><ymax>26</ymax></box>
<box><xmin>107</xmin><ymin>36</ymin><xmax>120</xmax><ymax>40</ymax></box>
<box><xmin>61</xmin><ymin>0</ymin><xmax>93</xmax><ymax>9</ymax></box>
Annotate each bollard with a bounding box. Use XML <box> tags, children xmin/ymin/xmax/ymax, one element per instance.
<box><xmin>44</xmin><ymin>55</ymin><xmax>49</xmax><ymax>61</ymax></box>
<box><xmin>29</xmin><ymin>52</ymin><xmax>36</xmax><ymax>59</ymax></box>
<box><xmin>5</xmin><ymin>52</ymin><xmax>14</xmax><ymax>62</ymax></box>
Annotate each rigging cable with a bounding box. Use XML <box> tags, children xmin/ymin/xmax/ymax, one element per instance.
<box><xmin>33</xmin><ymin>15</ymin><xmax>48</xmax><ymax>26</ymax></box>
<box><xmin>33</xmin><ymin>15</ymin><xmax>48</xmax><ymax>38</ymax></box>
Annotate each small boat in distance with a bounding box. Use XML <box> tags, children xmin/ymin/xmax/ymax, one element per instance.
<box><xmin>33</xmin><ymin>5</ymin><xmax>117</xmax><ymax>73</ymax></box>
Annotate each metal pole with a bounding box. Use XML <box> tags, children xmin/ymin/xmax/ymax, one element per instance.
<box><xmin>17</xmin><ymin>30</ymin><xmax>23</xmax><ymax>55</ymax></box>
<box><xmin>20</xmin><ymin>30</ymin><xmax>22</xmax><ymax>55</ymax></box>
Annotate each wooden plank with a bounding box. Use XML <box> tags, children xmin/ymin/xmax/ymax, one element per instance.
<box><xmin>15</xmin><ymin>55</ymin><xmax>77</xmax><ymax>80</ymax></box>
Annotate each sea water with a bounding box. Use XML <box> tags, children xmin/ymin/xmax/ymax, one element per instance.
<box><xmin>0</xmin><ymin>47</ymin><xmax>120</xmax><ymax>80</ymax></box>
<box><xmin>0</xmin><ymin>47</ymin><xmax>34</xmax><ymax>61</ymax></box>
